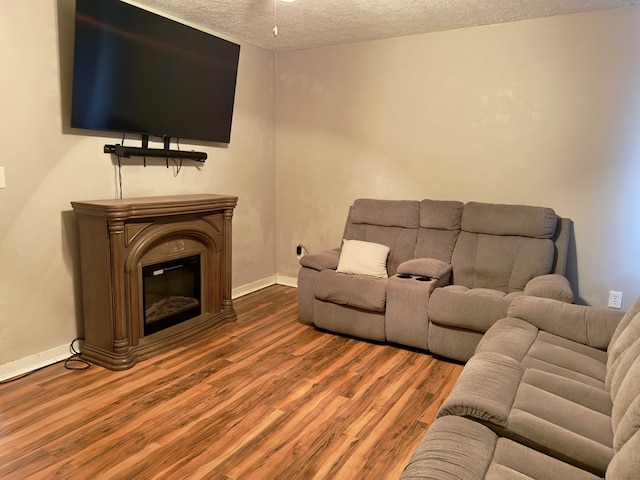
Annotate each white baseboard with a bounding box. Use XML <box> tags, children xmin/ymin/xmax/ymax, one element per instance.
<box><xmin>2</xmin><ymin>276</ymin><xmax>299</xmax><ymax>382</ymax></box>
<box><xmin>231</xmin><ymin>275</ymin><xmax>278</xmax><ymax>298</ymax></box>
<box><xmin>276</xmin><ymin>274</ymin><xmax>298</xmax><ymax>288</ymax></box>
<box><xmin>0</xmin><ymin>344</ymin><xmax>71</xmax><ymax>382</ymax></box>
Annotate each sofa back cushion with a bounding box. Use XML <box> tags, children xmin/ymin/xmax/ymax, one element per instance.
<box><xmin>606</xmin><ymin>296</ymin><xmax>640</xmax><ymax>393</ymax></box>
<box><xmin>607</xmin><ymin>430</ymin><xmax>640</xmax><ymax>479</ymax></box>
<box><xmin>343</xmin><ymin>199</ymin><xmax>419</xmax><ymax>275</ymax></box>
<box><xmin>414</xmin><ymin>199</ymin><xmax>463</xmax><ymax>263</ymax></box>
<box><xmin>450</xmin><ymin>203</ymin><xmax>557</xmax><ymax>292</ymax></box>
<box><xmin>607</xmin><ymin>296</ymin><xmax>640</xmax><ymax>360</ymax></box>
<box><xmin>611</xmin><ymin>355</ymin><xmax>640</xmax><ymax>452</ymax></box>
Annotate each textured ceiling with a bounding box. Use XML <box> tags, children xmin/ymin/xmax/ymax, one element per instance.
<box><xmin>132</xmin><ymin>0</ymin><xmax>640</xmax><ymax>51</ymax></box>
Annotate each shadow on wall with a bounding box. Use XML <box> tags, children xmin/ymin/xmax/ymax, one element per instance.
<box><xmin>563</xmin><ymin>221</ymin><xmax>585</xmax><ymax>306</ymax></box>
<box><xmin>61</xmin><ymin>210</ymin><xmax>84</xmax><ymax>337</ymax></box>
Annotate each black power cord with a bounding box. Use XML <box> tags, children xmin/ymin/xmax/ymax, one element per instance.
<box><xmin>64</xmin><ymin>337</ymin><xmax>90</xmax><ymax>371</ymax></box>
<box><xmin>0</xmin><ymin>337</ymin><xmax>90</xmax><ymax>385</ymax></box>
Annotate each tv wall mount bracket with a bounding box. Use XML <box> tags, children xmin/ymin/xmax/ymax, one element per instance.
<box><xmin>104</xmin><ymin>135</ymin><xmax>207</xmax><ymax>162</ymax></box>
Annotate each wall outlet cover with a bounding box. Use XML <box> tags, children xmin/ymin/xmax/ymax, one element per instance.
<box><xmin>608</xmin><ymin>290</ymin><xmax>623</xmax><ymax>309</ymax></box>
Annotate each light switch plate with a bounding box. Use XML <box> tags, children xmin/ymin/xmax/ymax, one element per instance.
<box><xmin>0</xmin><ymin>166</ymin><xmax>5</xmax><ymax>189</ymax></box>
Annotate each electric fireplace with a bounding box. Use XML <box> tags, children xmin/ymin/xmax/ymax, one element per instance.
<box><xmin>72</xmin><ymin>194</ymin><xmax>237</xmax><ymax>370</ymax></box>
<box><xmin>143</xmin><ymin>254</ymin><xmax>201</xmax><ymax>335</ymax></box>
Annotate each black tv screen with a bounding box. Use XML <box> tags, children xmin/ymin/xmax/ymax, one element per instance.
<box><xmin>71</xmin><ymin>0</ymin><xmax>241</xmax><ymax>144</ymax></box>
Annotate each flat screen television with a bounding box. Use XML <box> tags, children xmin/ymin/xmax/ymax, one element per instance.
<box><xmin>71</xmin><ymin>0</ymin><xmax>241</xmax><ymax>145</ymax></box>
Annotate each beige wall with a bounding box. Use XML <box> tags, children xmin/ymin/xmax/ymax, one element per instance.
<box><xmin>275</xmin><ymin>7</ymin><xmax>640</xmax><ymax>309</ymax></box>
<box><xmin>3</xmin><ymin>1</ymin><xmax>640</xmax><ymax>374</ymax></box>
<box><xmin>0</xmin><ymin>1</ymin><xmax>276</xmax><ymax>370</ymax></box>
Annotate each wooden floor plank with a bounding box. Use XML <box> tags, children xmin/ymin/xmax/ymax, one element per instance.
<box><xmin>0</xmin><ymin>285</ymin><xmax>463</xmax><ymax>479</ymax></box>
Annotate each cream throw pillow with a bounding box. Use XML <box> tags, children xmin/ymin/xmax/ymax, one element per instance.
<box><xmin>336</xmin><ymin>239</ymin><xmax>390</xmax><ymax>278</ymax></box>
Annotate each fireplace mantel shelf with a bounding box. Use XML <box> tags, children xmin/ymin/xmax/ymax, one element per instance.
<box><xmin>72</xmin><ymin>194</ymin><xmax>238</xmax><ymax>370</ymax></box>
<box><xmin>71</xmin><ymin>194</ymin><xmax>238</xmax><ymax>221</ymax></box>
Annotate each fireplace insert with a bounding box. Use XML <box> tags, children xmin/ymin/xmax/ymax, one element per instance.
<box><xmin>142</xmin><ymin>254</ymin><xmax>202</xmax><ymax>335</ymax></box>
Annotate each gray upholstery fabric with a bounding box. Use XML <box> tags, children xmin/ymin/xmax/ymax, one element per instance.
<box><xmin>608</xmin><ymin>339</ymin><xmax>640</xmax><ymax>405</ymax></box>
<box><xmin>343</xmin><ymin>199</ymin><xmax>420</xmax><ymax>276</ymax></box>
<box><xmin>429</xmin><ymin>285</ymin><xmax>521</xmax><ymax>332</ymax></box>
<box><xmin>439</xmin><ymin>352</ymin><xmax>525</xmax><ymax>427</ymax></box>
<box><xmin>401</xmin><ymin>416</ymin><xmax>495</xmax><ymax>480</ymax></box>
<box><xmin>607</xmin><ymin>306</ymin><xmax>640</xmax><ymax>393</ymax></box>
<box><xmin>508</xmin><ymin>381</ymin><xmax>614</xmax><ymax>474</ymax></box>
<box><xmin>475</xmin><ymin>317</ymin><xmax>538</xmax><ymax>361</ymax></box>
<box><xmin>298</xmin><ymin>198</ymin><xmax>573</xmax><ymax>363</ymax></box>
<box><xmin>613</xmin><ymin>386</ymin><xmax>640</xmax><ymax>453</ymax></box>
<box><xmin>608</xmin><ymin>296</ymin><xmax>640</xmax><ymax>361</ymax></box>
<box><xmin>437</xmin><ymin>297</ymin><xmax>640</xmax><ymax>477</ymax></box>
<box><xmin>414</xmin><ymin>199</ymin><xmax>464</xmax><ymax>262</ymax></box>
<box><xmin>299</xmin><ymin>248</ymin><xmax>340</xmax><ymax>271</ymax></box>
<box><xmin>314</xmin><ymin>270</ymin><xmax>386</xmax><ymax>312</ymax></box>
<box><xmin>507</xmin><ymin>296</ymin><xmax>623</xmax><ymax>352</ymax></box>
<box><xmin>349</xmin><ymin>198</ymin><xmax>420</xmax><ymax>228</ymax></box>
<box><xmin>404</xmin><ymin>295</ymin><xmax>640</xmax><ymax>479</ymax></box>
<box><xmin>401</xmin><ymin>416</ymin><xmax>601</xmax><ymax>480</ymax></box>
<box><xmin>524</xmin><ymin>274</ymin><xmax>574</xmax><ymax>303</ymax></box>
<box><xmin>606</xmin><ymin>430</ymin><xmax>640</xmax><ymax>479</ymax></box>
<box><xmin>385</xmin><ymin>275</ymin><xmax>436</xmax><ymax>350</ymax></box>
<box><xmin>461</xmin><ymin>202</ymin><xmax>557</xmax><ymax>238</ymax></box>
<box><xmin>342</xmin><ymin>223</ymin><xmax>417</xmax><ymax>276</ymax></box>
<box><xmin>489</xmin><ymin>437</ymin><xmax>601</xmax><ymax>480</ymax></box>
<box><xmin>475</xmin><ymin>307</ymin><xmax>610</xmax><ymax>390</ymax></box>
<box><xmin>419</xmin><ymin>199</ymin><xmax>464</xmax><ymax>230</ymax></box>
<box><xmin>427</xmin><ymin>323</ymin><xmax>483</xmax><ymax>363</ymax></box>
<box><xmin>313</xmin><ymin>299</ymin><xmax>386</xmax><ymax>342</ymax></box>
<box><xmin>425</xmin><ymin>202</ymin><xmax>567</xmax><ymax>361</ymax></box>
<box><xmin>611</xmin><ymin>356</ymin><xmax>640</xmax><ymax>447</ymax></box>
<box><xmin>297</xmin><ymin>267</ymin><xmax>318</xmax><ymax>325</ymax></box>
<box><xmin>397</xmin><ymin>258</ymin><xmax>452</xmax><ymax>279</ymax></box>
<box><xmin>452</xmin><ymin>232</ymin><xmax>555</xmax><ymax>291</ymax></box>
<box><xmin>523</xmin><ymin>331</ymin><xmax>607</xmax><ymax>386</ymax></box>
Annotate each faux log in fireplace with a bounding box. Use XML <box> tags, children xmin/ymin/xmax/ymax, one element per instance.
<box><xmin>72</xmin><ymin>194</ymin><xmax>237</xmax><ymax>370</ymax></box>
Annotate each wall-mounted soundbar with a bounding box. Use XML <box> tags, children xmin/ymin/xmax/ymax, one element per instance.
<box><xmin>104</xmin><ymin>144</ymin><xmax>207</xmax><ymax>162</ymax></box>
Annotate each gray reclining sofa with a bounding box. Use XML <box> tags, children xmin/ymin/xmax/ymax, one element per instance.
<box><xmin>401</xmin><ymin>295</ymin><xmax>640</xmax><ymax>479</ymax></box>
<box><xmin>298</xmin><ymin>198</ymin><xmax>573</xmax><ymax>361</ymax></box>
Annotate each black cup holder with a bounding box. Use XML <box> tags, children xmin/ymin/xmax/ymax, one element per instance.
<box><xmin>396</xmin><ymin>273</ymin><xmax>433</xmax><ymax>281</ymax></box>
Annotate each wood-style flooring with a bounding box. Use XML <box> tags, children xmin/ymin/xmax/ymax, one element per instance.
<box><xmin>0</xmin><ymin>285</ymin><xmax>463</xmax><ymax>479</ymax></box>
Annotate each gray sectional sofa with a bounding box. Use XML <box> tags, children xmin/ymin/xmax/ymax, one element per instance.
<box><xmin>401</xmin><ymin>295</ymin><xmax>640</xmax><ymax>479</ymax></box>
<box><xmin>298</xmin><ymin>198</ymin><xmax>574</xmax><ymax>361</ymax></box>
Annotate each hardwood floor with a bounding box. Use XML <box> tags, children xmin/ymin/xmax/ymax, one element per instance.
<box><xmin>0</xmin><ymin>285</ymin><xmax>463</xmax><ymax>479</ymax></box>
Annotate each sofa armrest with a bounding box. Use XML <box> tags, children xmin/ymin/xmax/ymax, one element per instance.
<box><xmin>397</xmin><ymin>258</ymin><xmax>452</xmax><ymax>282</ymax></box>
<box><xmin>523</xmin><ymin>274</ymin><xmax>574</xmax><ymax>303</ymax></box>
<box><xmin>299</xmin><ymin>248</ymin><xmax>340</xmax><ymax>271</ymax></box>
<box><xmin>507</xmin><ymin>296</ymin><xmax>625</xmax><ymax>350</ymax></box>
<box><xmin>438</xmin><ymin>352</ymin><xmax>525</xmax><ymax>428</ymax></box>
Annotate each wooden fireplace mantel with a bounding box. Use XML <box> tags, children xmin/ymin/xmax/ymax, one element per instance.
<box><xmin>72</xmin><ymin>194</ymin><xmax>238</xmax><ymax>370</ymax></box>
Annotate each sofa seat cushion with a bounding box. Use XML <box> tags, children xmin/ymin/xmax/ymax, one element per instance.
<box><xmin>476</xmin><ymin>317</ymin><xmax>608</xmax><ymax>388</ymax></box>
<box><xmin>429</xmin><ymin>285</ymin><xmax>524</xmax><ymax>332</ymax></box>
<box><xmin>523</xmin><ymin>332</ymin><xmax>607</xmax><ymax>387</ymax></box>
<box><xmin>439</xmin><ymin>353</ymin><xmax>614</xmax><ymax>475</ymax></box>
<box><xmin>508</xmin><ymin>372</ymin><xmax>614</xmax><ymax>474</ymax></box>
<box><xmin>401</xmin><ymin>415</ymin><xmax>600</xmax><ymax>480</ymax></box>
<box><xmin>314</xmin><ymin>270</ymin><xmax>386</xmax><ymax>312</ymax></box>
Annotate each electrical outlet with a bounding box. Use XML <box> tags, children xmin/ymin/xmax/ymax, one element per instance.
<box><xmin>608</xmin><ymin>291</ymin><xmax>623</xmax><ymax>309</ymax></box>
<box><xmin>296</xmin><ymin>244</ymin><xmax>303</xmax><ymax>259</ymax></box>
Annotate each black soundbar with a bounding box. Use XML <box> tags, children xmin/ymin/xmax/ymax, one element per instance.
<box><xmin>104</xmin><ymin>144</ymin><xmax>207</xmax><ymax>162</ymax></box>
